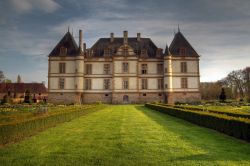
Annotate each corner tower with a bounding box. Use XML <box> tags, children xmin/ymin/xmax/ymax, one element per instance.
<box><xmin>48</xmin><ymin>30</ymin><xmax>84</xmax><ymax>104</ymax></box>
<box><xmin>165</xmin><ymin>30</ymin><xmax>201</xmax><ymax>104</ymax></box>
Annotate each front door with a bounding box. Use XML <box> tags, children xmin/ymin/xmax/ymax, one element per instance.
<box><xmin>123</xmin><ymin>95</ymin><xmax>129</xmax><ymax>104</ymax></box>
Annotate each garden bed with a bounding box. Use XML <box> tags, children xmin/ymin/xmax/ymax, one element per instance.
<box><xmin>145</xmin><ymin>103</ymin><xmax>250</xmax><ymax>142</ymax></box>
<box><xmin>0</xmin><ymin>104</ymin><xmax>105</xmax><ymax>145</ymax></box>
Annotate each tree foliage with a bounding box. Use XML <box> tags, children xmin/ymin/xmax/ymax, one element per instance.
<box><xmin>0</xmin><ymin>71</ymin><xmax>5</xmax><ymax>83</ymax></box>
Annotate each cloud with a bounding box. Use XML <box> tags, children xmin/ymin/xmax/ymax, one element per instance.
<box><xmin>9</xmin><ymin>0</ymin><xmax>60</xmax><ymax>13</ymax></box>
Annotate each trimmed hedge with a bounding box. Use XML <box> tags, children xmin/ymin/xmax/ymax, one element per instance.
<box><xmin>0</xmin><ymin>105</ymin><xmax>105</xmax><ymax>145</ymax></box>
<box><xmin>145</xmin><ymin>104</ymin><xmax>250</xmax><ymax>142</ymax></box>
<box><xmin>157</xmin><ymin>103</ymin><xmax>250</xmax><ymax>119</ymax></box>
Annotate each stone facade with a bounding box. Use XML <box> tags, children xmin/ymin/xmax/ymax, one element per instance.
<box><xmin>48</xmin><ymin>30</ymin><xmax>201</xmax><ymax>104</ymax></box>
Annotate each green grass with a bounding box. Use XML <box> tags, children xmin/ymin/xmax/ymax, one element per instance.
<box><xmin>0</xmin><ymin>105</ymin><xmax>250</xmax><ymax>166</ymax></box>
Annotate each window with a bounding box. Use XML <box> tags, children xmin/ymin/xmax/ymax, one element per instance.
<box><xmin>123</xmin><ymin>47</ymin><xmax>128</xmax><ymax>56</ymax></box>
<box><xmin>180</xmin><ymin>48</ymin><xmax>187</xmax><ymax>56</ymax></box>
<box><xmin>122</xmin><ymin>62</ymin><xmax>129</xmax><ymax>73</ymax></box>
<box><xmin>104</xmin><ymin>48</ymin><xmax>112</xmax><ymax>57</ymax></box>
<box><xmin>141</xmin><ymin>64</ymin><xmax>147</xmax><ymax>74</ymax></box>
<box><xmin>157</xmin><ymin>64</ymin><xmax>163</xmax><ymax>74</ymax></box>
<box><xmin>157</xmin><ymin>79</ymin><xmax>164</xmax><ymax>89</ymax></box>
<box><xmin>141</xmin><ymin>49</ymin><xmax>148</xmax><ymax>57</ymax></box>
<box><xmin>59</xmin><ymin>78</ymin><xmax>65</xmax><ymax>89</ymax></box>
<box><xmin>143</xmin><ymin>93</ymin><xmax>146</xmax><ymax>96</ymax></box>
<box><xmin>165</xmin><ymin>84</ymin><xmax>168</xmax><ymax>89</ymax></box>
<box><xmin>85</xmin><ymin>64</ymin><xmax>92</xmax><ymax>74</ymax></box>
<box><xmin>181</xmin><ymin>78</ymin><xmax>188</xmax><ymax>88</ymax></box>
<box><xmin>123</xmin><ymin>78</ymin><xmax>129</xmax><ymax>89</ymax></box>
<box><xmin>141</xmin><ymin>79</ymin><xmax>147</xmax><ymax>89</ymax></box>
<box><xmin>104</xmin><ymin>64</ymin><xmax>111</xmax><ymax>74</ymax></box>
<box><xmin>165</xmin><ymin>68</ymin><xmax>168</xmax><ymax>73</ymax></box>
<box><xmin>156</xmin><ymin>49</ymin><xmax>162</xmax><ymax>57</ymax></box>
<box><xmin>59</xmin><ymin>63</ymin><xmax>66</xmax><ymax>73</ymax></box>
<box><xmin>181</xmin><ymin>62</ymin><xmax>187</xmax><ymax>73</ymax></box>
<box><xmin>60</xmin><ymin>47</ymin><xmax>67</xmax><ymax>56</ymax></box>
<box><xmin>104</xmin><ymin>79</ymin><xmax>111</xmax><ymax>90</ymax></box>
<box><xmin>85</xmin><ymin>79</ymin><xmax>91</xmax><ymax>90</ymax></box>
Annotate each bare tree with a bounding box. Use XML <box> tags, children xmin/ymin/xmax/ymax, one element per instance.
<box><xmin>243</xmin><ymin>67</ymin><xmax>250</xmax><ymax>102</ymax></box>
<box><xmin>0</xmin><ymin>71</ymin><xmax>5</xmax><ymax>83</ymax></box>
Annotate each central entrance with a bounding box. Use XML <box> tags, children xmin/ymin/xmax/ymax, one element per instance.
<box><xmin>123</xmin><ymin>95</ymin><xmax>129</xmax><ymax>103</ymax></box>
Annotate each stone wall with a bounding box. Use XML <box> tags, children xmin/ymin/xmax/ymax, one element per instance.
<box><xmin>167</xmin><ymin>92</ymin><xmax>201</xmax><ymax>104</ymax></box>
<box><xmin>139</xmin><ymin>93</ymin><xmax>164</xmax><ymax>103</ymax></box>
<box><xmin>48</xmin><ymin>92</ymin><xmax>201</xmax><ymax>104</ymax></box>
<box><xmin>48</xmin><ymin>92</ymin><xmax>79</xmax><ymax>104</ymax></box>
<box><xmin>83</xmin><ymin>93</ymin><xmax>112</xmax><ymax>103</ymax></box>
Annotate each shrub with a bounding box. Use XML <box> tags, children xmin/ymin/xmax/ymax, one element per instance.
<box><xmin>0</xmin><ymin>105</ymin><xmax>105</xmax><ymax>145</ymax></box>
<box><xmin>145</xmin><ymin>104</ymin><xmax>250</xmax><ymax>142</ymax></box>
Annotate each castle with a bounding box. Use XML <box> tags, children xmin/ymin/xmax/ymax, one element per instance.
<box><xmin>48</xmin><ymin>29</ymin><xmax>201</xmax><ymax>104</ymax></box>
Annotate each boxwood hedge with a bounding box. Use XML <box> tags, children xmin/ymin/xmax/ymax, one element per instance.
<box><xmin>0</xmin><ymin>105</ymin><xmax>105</xmax><ymax>146</ymax></box>
<box><xmin>157</xmin><ymin>103</ymin><xmax>250</xmax><ymax>119</ymax></box>
<box><xmin>145</xmin><ymin>104</ymin><xmax>250</xmax><ymax>142</ymax></box>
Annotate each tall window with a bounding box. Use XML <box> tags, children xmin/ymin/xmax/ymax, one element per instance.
<box><xmin>59</xmin><ymin>78</ymin><xmax>65</xmax><ymax>89</ymax></box>
<box><xmin>60</xmin><ymin>47</ymin><xmax>67</xmax><ymax>56</ymax></box>
<box><xmin>181</xmin><ymin>62</ymin><xmax>187</xmax><ymax>73</ymax></box>
<box><xmin>123</xmin><ymin>78</ymin><xmax>129</xmax><ymax>89</ymax></box>
<box><xmin>181</xmin><ymin>78</ymin><xmax>188</xmax><ymax>88</ymax></box>
<box><xmin>104</xmin><ymin>79</ymin><xmax>111</xmax><ymax>90</ymax></box>
<box><xmin>157</xmin><ymin>64</ymin><xmax>163</xmax><ymax>74</ymax></box>
<box><xmin>180</xmin><ymin>48</ymin><xmax>187</xmax><ymax>56</ymax></box>
<box><xmin>59</xmin><ymin>63</ymin><xmax>66</xmax><ymax>73</ymax></box>
<box><xmin>85</xmin><ymin>79</ymin><xmax>91</xmax><ymax>90</ymax></box>
<box><xmin>85</xmin><ymin>64</ymin><xmax>92</xmax><ymax>74</ymax></box>
<box><xmin>141</xmin><ymin>79</ymin><xmax>147</xmax><ymax>89</ymax></box>
<box><xmin>122</xmin><ymin>62</ymin><xmax>129</xmax><ymax>73</ymax></box>
<box><xmin>104</xmin><ymin>64</ymin><xmax>111</xmax><ymax>74</ymax></box>
<box><xmin>141</xmin><ymin>64</ymin><xmax>147</xmax><ymax>74</ymax></box>
<box><xmin>158</xmin><ymin>79</ymin><xmax>164</xmax><ymax>89</ymax></box>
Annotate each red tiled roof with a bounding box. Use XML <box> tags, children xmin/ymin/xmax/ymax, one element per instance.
<box><xmin>0</xmin><ymin>83</ymin><xmax>47</xmax><ymax>93</ymax></box>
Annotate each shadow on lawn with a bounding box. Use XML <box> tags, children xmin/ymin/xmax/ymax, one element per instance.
<box><xmin>135</xmin><ymin>105</ymin><xmax>250</xmax><ymax>162</ymax></box>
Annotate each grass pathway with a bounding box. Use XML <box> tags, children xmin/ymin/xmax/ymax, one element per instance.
<box><xmin>0</xmin><ymin>105</ymin><xmax>250</xmax><ymax>165</ymax></box>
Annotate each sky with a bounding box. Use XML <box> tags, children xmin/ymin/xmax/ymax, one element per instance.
<box><xmin>0</xmin><ymin>0</ymin><xmax>250</xmax><ymax>85</ymax></box>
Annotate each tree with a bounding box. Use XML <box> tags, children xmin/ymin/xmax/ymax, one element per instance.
<box><xmin>0</xmin><ymin>71</ymin><xmax>5</xmax><ymax>83</ymax></box>
<box><xmin>243</xmin><ymin>67</ymin><xmax>250</xmax><ymax>102</ymax></box>
<box><xmin>17</xmin><ymin>75</ymin><xmax>22</xmax><ymax>83</ymax></box>
<box><xmin>219</xmin><ymin>88</ymin><xmax>226</xmax><ymax>102</ymax></box>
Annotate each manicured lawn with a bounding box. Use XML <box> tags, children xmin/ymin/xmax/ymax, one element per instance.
<box><xmin>0</xmin><ymin>105</ymin><xmax>250</xmax><ymax>166</ymax></box>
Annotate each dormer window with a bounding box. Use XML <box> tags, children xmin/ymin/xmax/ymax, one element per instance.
<box><xmin>180</xmin><ymin>48</ymin><xmax>187</xmax><ymax>56</ymax></box>
<box><xmin>141</xmin><ymin>49</ymin><xmax>148</xmax><ymax>57</ymax></box>
<box><xmin>156</xmin><ymin>48</ymin><xmax>163</xmax><ymax>58</ymax></box>
<box><xmin>104</xmin><ymin>48</ymin><xmax>112</xmax><ymax>57</ymax></box>
<box><xmin>60</xmin><ymin>47</ymin><xmax>67</xmax><ymax>56</ymax></box>
<box><xmin>86</xmin><ymin>49</ymin><xmax>93</xmax><ymax>57</ymax></box>
<box><xmin>123</xmin><ymin>47</ymin><xmax>128</xmax><ymax>56</ymax></box>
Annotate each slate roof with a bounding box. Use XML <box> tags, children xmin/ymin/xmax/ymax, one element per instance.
<box><xmin>91</xmin><ymin>38</ymin><xmax>158</xmax><ymax>57</ymax></box>
<box><xmin>0</xmin><ymin>83</ymin><xmax>47</xmax><ymax>94</ymax></box>
<box><xmin>49</xmin><ymin>32</ymin><xmax>79</xmax><ymax>57</ymax></box>
<box><xmin>169</xmin><ymin>32</ymin><xmax>199</xmax><ymax>57</ymax></box>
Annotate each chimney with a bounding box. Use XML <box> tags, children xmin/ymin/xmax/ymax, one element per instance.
<box><xmin>110</xmin><ymin>33</ymin><xmax>114</xmax><ymax>42</ymax></box>
<box><xmin>137</xmin><ymin>33</ymin><xmax>141</xmax><ymax>42</ymax></box>
<box><xmin>79</xmin><ymin>30</ymin><xmax>83</xmax><ymax>52</ymax></box>
<box><xmin>123</xmin><ymin>31</ymin><xmax>128</xmax><ymax>44</ymax></box>
<box><xmin>83</xmin><ymin>43</ymin><xmax>86</xmax><ymax>53</ymax></box>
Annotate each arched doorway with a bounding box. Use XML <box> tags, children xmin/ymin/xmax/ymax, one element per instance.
<box><xmin>123</xmin><ymin>95</ymin><xmax>129</xmax><ymax>103</ymax></box>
